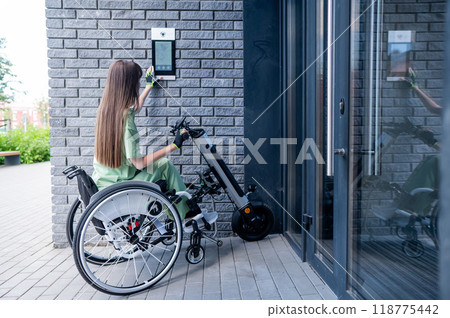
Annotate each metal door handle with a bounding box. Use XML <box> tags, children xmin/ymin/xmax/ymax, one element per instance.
<box><xmin>326</xmin><ymin>0</ymin><xmax>335</xmax><ymax>177</ymax></box>
<box><xmin>334</xmin><ymin>148</ymin><xmax>345</xmax><ymax>156</ymax></box>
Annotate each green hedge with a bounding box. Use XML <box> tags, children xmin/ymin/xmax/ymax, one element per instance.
<box><xmin>0</xmin><ymin>127</ymin><xmax>50</xmax><ymax>164</ymax></box>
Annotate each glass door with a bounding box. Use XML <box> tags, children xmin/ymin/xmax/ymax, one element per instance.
<box><xmin>347</xmin><ymin>0</ymin><xmax>443</xmax><ymax>299</ymax></box>
<box><xmin>301</xmin><ymin>0</ymin><xmax>444</xmax><ymax>299</ymax></box>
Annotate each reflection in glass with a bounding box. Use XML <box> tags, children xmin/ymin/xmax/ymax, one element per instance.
<box><xmin>348</xmin><ymin>0</ymin><xmax>442</xmax><ymax>299</ymax></box>
<box><xmin>285</xmin><ymin>0</ymin><xmax>304</xmax><ymax>247</ymax></box>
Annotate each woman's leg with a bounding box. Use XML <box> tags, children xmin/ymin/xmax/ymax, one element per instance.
<box><xmin>134</xmin><ymin>158</ymin><xmax>190</xmax><ymax>219</ymax></box>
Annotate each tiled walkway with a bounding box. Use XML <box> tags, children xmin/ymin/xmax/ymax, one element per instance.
<box><xmin>0</xmin><ymin>162</ymin><xmax>336</xmax><ymax>300</ymax></box>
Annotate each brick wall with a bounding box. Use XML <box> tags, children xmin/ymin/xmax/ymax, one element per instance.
<box><xmin>46</xmin><ymin>0</ymin><xmax>244</xmax><ymax>247</ymax></box>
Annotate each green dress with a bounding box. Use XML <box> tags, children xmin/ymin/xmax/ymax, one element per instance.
<box><xmin>92</xmin><ymin>108</ymin><xmax>190</xmax><ymax>219</ymax></box>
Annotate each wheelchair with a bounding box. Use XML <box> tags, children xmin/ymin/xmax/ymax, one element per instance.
<box><xmin>64</xmin><ymin>166</ymin><xmax>222</xmax><ymax>295</ymax></box>
<box><xmin>63</xmin><ymin>117</ymin><xmax>274</xmax><ymax>295</ymax></box>
<box><xmin>363</xmin><ymin>156</ymin><xmax>440</xmax><ymax>258</ymax></box>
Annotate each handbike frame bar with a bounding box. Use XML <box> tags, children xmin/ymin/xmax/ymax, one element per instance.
<box><xmin>191</xmin><ymin>130</ymin><xmax>249</xmax><ymax>210</ymax></box>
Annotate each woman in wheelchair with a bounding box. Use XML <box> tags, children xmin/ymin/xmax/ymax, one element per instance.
<box><xmin>92</xmin><ymin>60</ymin><xmax>216</xmax><ymax>230</ymax></box>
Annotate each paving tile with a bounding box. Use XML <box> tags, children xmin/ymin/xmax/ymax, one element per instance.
<box><xmin>256</xmin><ymin>279</ymin><xmax>280</xmax><ymax>299</ymax></box>
<box><xmin>302</xmin><ymin>293</ymin><xmax>323</xmax><ymax>300</ymax></box>
<box><xmin>303</xmin><ymin>265</ymin><xmax>326</xmax><ymax>287</ymax></box>
<box><xmin>241</xmin><ymin>288</ymin><xmax>261</xmax><ymax>300</ymax></box>
<box><xmin>55</xmin><ymin>276</ymin><xmax>87</xmax><ymax>300</ymax></box>
<box><xmin>0</xmin><ymin>288</ymin><xmax>11</xmax><ymax>298</ymax></box>
<box><xmin>35</xmin><ymin>271</ymin><xmax>65</xmax><ymax>288</ymax></box>
<box><xmin>0</xmin><ymin>273</ymin><xmax>31</xmax><ymax>290</ymax></box>
<box><xmin>41</xmin><ymin>278</ymin><xmax>73</xmax><ymax>297</ymax></box>
<box><xmin>236</xmin><ymin>274</ymin><xmax>258</xmax><ymax>292</ymax></box>
<box><xmin>0</xmin><ymin>296</ymin><xmax>20</xmax><ymax>300</ymax></box>
<box><xmin>316</xmin><ymin>284</ymin><xmax>338</xmax><ymax>300</ymax></box>
<box><xmin>202</xmin><ymin>292</ymin><xmax>222</xmax><ymax>300</ymax></box>
<box><xmin>91</xmin><ymin>291</ymin><xmax>111</xmax><ymax>300</ymax></box>
<box><xmin>74</xmin><ymin>291</ymin><xmax>95</xmax><ymax>300</ymax></box>
<box><xmin>184</xmin><ymin>282</ymin><xmax>203</xmax><ymax>300</ymax></box>
<box><xmin>278</xmin><ymin>287</ymin><xmax>301</xmax><ymax>300</ymax></box>
<box><xmin>145</xmin><ymin>285</ymin><xmax>166</xmax><ymax>300</ymax></box>
<box><xmin>221</xmin><ymin>281</ymin><xmax>241</xmax><ymax>300</ymax></box>
<box><xmin>127</xmin><ymin>291</ymin><xmax>148</xmax><ymax>300</ymax></box>
<box><xmin>37</xmin><ymin>294</ymin><xmax>56</xmax><ymax>300</ymax></box>
<box><xmin>165</xmin><ymin>294</ymin><xmax>183</xmax><ymax>300</ymax></box>
<box><xmin>203</xmin><ymin>279</ymin><xmax>221</xmax><ymax>294</ymax></box>
<box><xmin>3</xmin><ymin>279</ymin><xmax>39</xmax><ymax>298</ymax></box>
<box><xmin>18</xmin><ymin>286</ymin><xmax>47</xmax><ymax>300</ymax></box>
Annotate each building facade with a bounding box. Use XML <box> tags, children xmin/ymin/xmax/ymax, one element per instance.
<box><xmin>0</xmin><ymin>102</ymin><xmax>46</xmax><ymax>131</ymax></box>
<box><xmin>46</xmin><ymin>0</ymin><xmax>450</xmax><ymax>299</ymax></box>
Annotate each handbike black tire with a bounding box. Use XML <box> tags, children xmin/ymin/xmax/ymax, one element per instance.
<box><xmin>232</xmin><ymin>203</ymin><xmax>274</xmax><ymax>242</ymax></box>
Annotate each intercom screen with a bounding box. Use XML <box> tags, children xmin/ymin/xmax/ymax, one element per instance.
<box><xmin>155</xmin><ymin>41</ymin><xmax>172</xmax><ymax>71</ymax></box>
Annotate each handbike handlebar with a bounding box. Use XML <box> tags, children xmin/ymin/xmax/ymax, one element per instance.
<box><xmin>170</xmin><ymin>116</ymin><xmax>205</xmax><ymax>139</ymax></box>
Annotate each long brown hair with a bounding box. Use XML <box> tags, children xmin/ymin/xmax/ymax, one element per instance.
<box><xmin>95</xmin><ymin>60</ymin><xmax>143</xmax><ymax>168</ymax></box>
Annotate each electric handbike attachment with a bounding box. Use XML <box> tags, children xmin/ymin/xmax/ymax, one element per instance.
<box><xmin>171</xmin><ymin>117</ymin><xmax>274</xmax><ymax>242</ymax></box>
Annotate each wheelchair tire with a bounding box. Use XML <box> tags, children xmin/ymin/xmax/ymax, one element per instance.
<box><xmin>402</xmin><ymin>240</ymin><xmax>424</xmax><ymax>258</ymax></box>
<box><xmin>73</xmin><ymin>181</ymin><xmax>183</xmax><ymax>295</ymax></box>
<box><xmin>66</xmin><ymin>198</ymin><xmax>82</xmax><ymax>247</ymax></box>
<box><xmin>232</xmin><ymin>203</ymin><xmax>274</xmax><ymax>242</ymax></box>
<box><xmin>185</xmin><ymin>245</ymin><xmax>205</xmax><ymax>264</ymax></box>
<box><xmin>429</xmin><ymin>205</ymin><xmax>439</xmax><ymax>249</ymax></box>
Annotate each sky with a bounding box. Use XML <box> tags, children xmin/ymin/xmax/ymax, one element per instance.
<box><xmin>0</xmin><ymin>0</ymin><xmax>49</xmax><ymax>105</ymax></box>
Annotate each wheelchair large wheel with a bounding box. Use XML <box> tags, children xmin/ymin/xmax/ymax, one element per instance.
<box><xmin>429</xmin><ymin>205</ymin><xmax>439</xmax><ymax>249</ymax></box>
<box><xmin>66</xmin><ymin>198</ymin><xmax>83</xmax><ymax>247</ymax></box>
<box><xmin>73</xmin><ymin>181</ymin><xmax>183</xmax><ymax>295</ymax></box>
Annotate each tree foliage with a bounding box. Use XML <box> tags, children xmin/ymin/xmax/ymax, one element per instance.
<box><xmin>0</xmin><ymin>127</ymin><xmax>50</xmax><ymax>164</ymax></box>
<box><xmin>0</xmin><ymin>38</ymin><xmax>16</xmax><ymax>105</ymax></box>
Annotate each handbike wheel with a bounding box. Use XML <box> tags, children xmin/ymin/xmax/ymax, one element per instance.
<box><xmin>73</xmin><ymin>181</ymin><xmax>183</xmax><ymax>295</ymax></box>
<box><xmin>232</xmin><ymin>203</ymin><xmax>274</xmax><ymax>241</ymax></box>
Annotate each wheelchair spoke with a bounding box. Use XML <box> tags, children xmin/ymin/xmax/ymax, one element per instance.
<box><xmin>138</xmin><ymin>248</ymin><xmax>154</xmax><ymax>277</ymax></box>
<box><xmin>138</xmin><ymin>244</ymin><xmax>166</xmax><ymax>266</ymax></box>
<box><xmin>119</xmin><ymin>255</ymin><xmax>133</xmax><ymax>287</ymax></box>
<box><xmin>87</xmin><ymin>243</ymin><xmax>129</xmax><ymax>281</ymax></box>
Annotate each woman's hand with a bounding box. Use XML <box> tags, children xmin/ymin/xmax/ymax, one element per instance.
<box><xmin>145</xmin><ymin>66</ymin><xmax>155</xmax><ymax>86</ymax></box>
<box><xmin>146</xmin><ymin>66</ymin><xmax>163</xmax><ymax>87</ymax></box>
<box><xmin>172</xmin><ymin>128</ymin><xmax>189</xmax><ymax>149</ymax></box>
<box><xmin>135</xmin><ymin>66</ymin><xmax>162</xmax><ymax>113</ymax></box>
